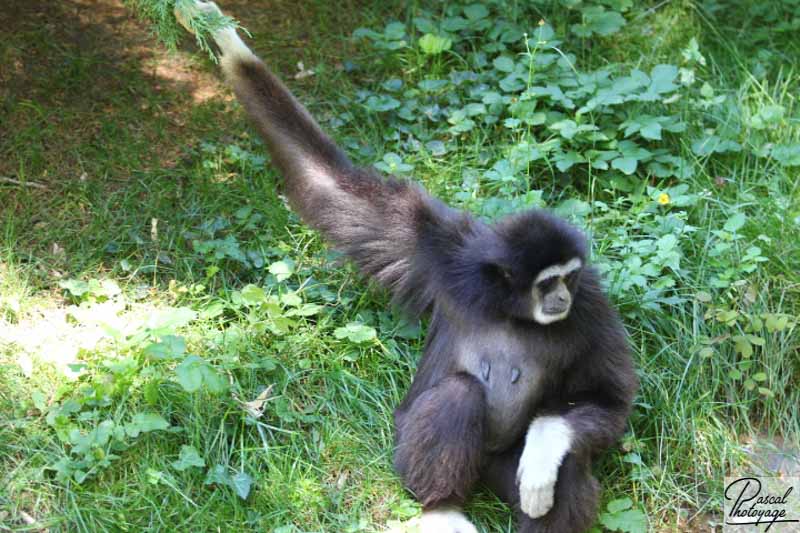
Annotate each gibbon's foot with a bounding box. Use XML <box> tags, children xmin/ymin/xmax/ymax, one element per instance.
<box><xmin>516</xmin><ymin>416</ymin><xmax>573</xmax><ymax>519</ymax></box>
<box><xmin>174</xmin><ymin>0</ymin><xmax>223</xmax><ymax>34</ymax></box>
<box><xmin>417</xmin><ymin>508</ymin><xmax>478</xmax><ymax>533</ymax></box>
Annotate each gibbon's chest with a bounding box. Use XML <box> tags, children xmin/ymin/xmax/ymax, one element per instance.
<box><xmin>454</xmin><ymin>326</ymin><xmax>548</xmax><ymax>452</ymax></box>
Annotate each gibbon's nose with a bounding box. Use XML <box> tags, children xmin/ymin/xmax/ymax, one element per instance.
<box><xmin>557</xmin><ymin>294</ymin><xmax>568</xmax><ymax>303</ymax></box>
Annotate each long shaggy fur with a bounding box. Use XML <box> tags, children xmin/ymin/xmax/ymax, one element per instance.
<box><xmin>198</xmin><ymin>12</ymin><xmax>638</xmax><ymax>532</ymax></box>
<box><xmin>394</xmin><ymin>374</ymin><xmax>486</xmax><ymax>507</ymax></box>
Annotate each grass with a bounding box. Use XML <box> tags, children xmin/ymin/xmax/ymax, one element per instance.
<box><xmin>1</xmin><ymin>0</ymin><xmax>799</xmax><ymax>532</ymax></box>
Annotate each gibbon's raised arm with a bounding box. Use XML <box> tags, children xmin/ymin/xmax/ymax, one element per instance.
<box><xmin>181</xmin><ymin>2</ymin><xmax>472</xmax><ymax>313</ymax></box>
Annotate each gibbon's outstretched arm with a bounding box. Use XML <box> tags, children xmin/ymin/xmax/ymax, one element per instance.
<box><xmin>178</xmin><ymin>2</ymin><xmax>471</xmax><ymax>313</ymax></box>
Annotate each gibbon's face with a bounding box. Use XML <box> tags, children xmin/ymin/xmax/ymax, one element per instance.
<box><xmin>487</xmin><ymin>210</ymin><xmax>588</xmax><ymax>325</ymax></box>
<box><xmin>530</xmin><ymin>257</ymin><xmax>582</xmax><ymax>324</ymax></box>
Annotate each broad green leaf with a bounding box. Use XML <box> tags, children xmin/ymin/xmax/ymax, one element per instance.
<box><xmin>126</xmin><ymin>412</ymin><xmax>169</xmax><ymax>438</ymax></box>
<box><xmin>200</xmin><ymin>364</ymin><xmax>227</xmax><ymax>394</ymax></box>
<box><xmin>463</xmin><ymin>4</ymin><xmax>489</xmax><ymax>20</ymax></box>
<box><xmin>334</xmin><ymin>322</ymin><xmax>377</xmax><ymax>344</ymax></box>
<box><xmin>612</xmin><ymin>157</ymin><xmax>637</xmax><ymax>175</ymax></box>
<box><xmin>176</xmin><ymin>355</ymin><xmax>204</xmax><ymax>392</ymax></box>
<box><xmin>607</xmin><ymin>498</ymin><xmax>633</xmax><ymax>513</ymax></box>
<box><xmin>231</xmin><ymin>471</ymin><xmax>253</xmax><ymax>500</ymax></box>
<box><xmin>724</xmin><ymin>213</ymin><xmax>746</xmax><ymax>233</ymax></box>
<box><xmin>691</xmin><ymin>135</ymin><xmax>741</xmax><ymax>156</ymax></box>
<box><xmin>749</xmin><ymin>104</ymin><xmax>785</xmax><ymax>129</ymax></box>
<box><xmin>384</xmin><ymin>22</ymin><xmax>406</xmax><ymax>40</ymax></box>
<box><xmin>493</xmin><ymin>56</ymin><xmax>515</xmax><ymax>73</ymax></box>
<box><xmin>364</xmin><ymin>95</ymin><xmax>401</xmax><ymax>112</ymax></box>
<box><xmin>771</xmin><ymin>144</ymin><xmax>800</xmax><ymax>166</ymax></box>
<box><xmin>147</xmin><ymin>307</ymin><xmax>197</xmax><ymax>332</ymax></box>
<box><xmin>240</xmin><ymin>284</ymin><xmax>267</xmax><ymax>305</ymax></box>
<box><xmin>418</xmin><ymin>34</ymin><xmax>452</xmax><ymax>55</ymax></box>
<box><xmin>172</xmin><ymin>445</ymin><xmax>206</xmax><ymax>471</ymax></box>
<box><xmin>599</xmin><ymin>508</ymin><xmax>647</xmax><ymax>533</ymax></box>
<box><xmin>204</xmin><ymin>464</ymin><xmax>230</xmax><ymax>486</ymax></box>
<box><xmin>571</xmin><ymin>6</ymin><xmax>625</xmax><ymax>37</ymax></box>
<box><xmin>59</xmin><ymin>279</ymin><xmax>90</xmax><ymax>298</ymax></box>
<box><xmin>280</xmin><ymin>292</ymin><xmax>302</xmax><ymax>308</ymax></box>
<box><xmin>144</xmin><ymin>335</ymin><xmax>186</xmax><ymax>360</ymax></box>
<box><xmin>649</xmin><ymin>64</ymin><xmax>679</xmax><ymax>94</ymax></box>
<box><xmin>268</xmin><ymin>260</ymin><xmax>295</xmax><ymax>282</ymax></box>
<box><xmin>285</xmin><ymin>303</ymin><xmax>324</xmax><ymax>317</ymax></box>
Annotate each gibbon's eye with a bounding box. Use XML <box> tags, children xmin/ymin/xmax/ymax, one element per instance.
<box><xmin>537</xmin><ymin>277</ymin><xmax>557</xmax><ymax>292</ymax></box>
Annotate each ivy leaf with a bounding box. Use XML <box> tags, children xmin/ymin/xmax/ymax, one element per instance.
<box><xmin>147</xmin><ymin>307</ymin><xmax>197</xmax><ymax>333</ymax></box>
<box><xmin>200</xmin><ymin>364</ymin><xmax>228</xmax><ymax>394</ymax></box>
<box><xmin>280</xmin><ymin>292</ymin><xmax>302</xmax><ymax>308</ymax></box>
<box><xmin>648</xmin><ymin>64</ymin><xmax>679</xmax><ymax>94</ymax></box>
<box><xmin>240</xmin><ymin>284</ymin><xmax>267</xmax><ymax>305</ymax></box>
<box><xmin>599</xmin><ymin>508</ymin><xmax>647</xmax><ymax>533</ymax></box>
<box><xmin>553</xmin><ymin>151</ymin><xmax>585</xmax><ymax>172</ymax></box>
<box><xmin>231</xmin><ymin>471</ymin><xmax>253</xmax><ymax>500</ymax></box>
<box><xmin>176</xmin><ymin>355</ymin><xmax>205</xmax><ymax>392</ymax></box>
<box><xmin>125</xmin><ymin>413</ymin><xmax>169</xmax><ymax>438</ymax></box>
<box><xmin>285</xmin><ymin>303</ymin><xmax>324</xmax><ymax>317</ymax></box>
<box><xmin>771</xmin><ymin>144</ymin><xmax>800</xmax><ymax>166</ymax></box>
<box><xmin>571</xmin><ymin>6</ymin><xmax>625</xmax><ymax>37</ymax></box>
<box><xmin>691</xmin><ymin>135</ymin><xmax>742</xmax><ymax>156</ymax></box>
<box><xmin>375</xmin><ymin>152</ymin><xmax>414</xmax><ymax>174</ymax></box>
<box><xmin>144</xmin><ymin>335</ymin><xmax>187</xmax><ymax>360</ymax></box>
<box><xmin>550</xmin><ymin>119</ymin><xmax>578</xmax><ymax>139</ymax></box>
<box><xmin>334</xmin><ymin>322</ymin><xmax>377</xmax><ymax>344</ymax></box>
<box><xmin>59</xmin><ymin>279</ymin><xmax>90</xmax><ymax>299</ymax></box>
<box><xmin>493</xmin><ymin>56</ymin><xmax>515</xmax><ymax>73</ymax></box>
<box><xmin>749</xmin><ymin>104</ymin><xmax>785</xmax><ymax>129</ymax></box>
<box><xmin>607</xmin><ymin>498</ymin><xmax>633</xmax><ymax>513</ymax></box>
<box><xmin>384</xmin><ymin>21</ymin><xmax>406</xmax><ymax>40</ymax></box>
<box><xmin>364</xmin><ymin>95</ymin><xmax>401</xmax><ymax>112</ymax></box>
<box><xmin>175</xmin><ymin>355</ymin><xmax>228</xmax><ymax>394</ymax></box>
<box><xmin>723</xmin><ymin>213</ymin><xmax>746</xmax><ymax>233</ymax></box>
<box><xmin>171</xmin><ymin>445</ymin><xmax>206</xmax><ymax>471</ymax></box>
<box><xmin>463</xmin><ymin>4</ymin><xmax>489</xmax><ymax>20</ymax></box>
<box><xmin>204</xmin><ymin>464</ymin><xmax>230</xmax><ymax>486</ymax></box>
<box><xmin>612</xmin><ymin>157</ymin><xmax>638</xmax><ymax>175</ymax></box>
<box><xmin>268</xmin><ymin>260</ymin><xmax>295</xmax><ymax>282</ymax></box>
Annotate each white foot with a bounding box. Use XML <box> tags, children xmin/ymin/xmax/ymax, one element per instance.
<box><xmin>517</xmin><ymin>416</ymin><xmax>573</xmax><ymax>519</ymax></box>
<box><xmin>417</xmin><ymin>508</ymin><xmax>478</xmax><ymax>533</ymax></box>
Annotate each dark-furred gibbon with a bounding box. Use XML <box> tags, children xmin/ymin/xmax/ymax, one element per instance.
<box><xmin>177</xmin><ymin>4</ymin><xmax>638</xmax><ymax>532</ymax></box>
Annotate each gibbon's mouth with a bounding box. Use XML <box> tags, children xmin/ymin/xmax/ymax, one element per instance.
<box><xmin>533</xmin><ymin>307</ymin><xmax>570</xmax><ymax>325</ymax></box>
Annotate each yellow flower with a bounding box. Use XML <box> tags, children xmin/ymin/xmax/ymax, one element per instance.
<box><xmin>658</xmin><ymin>193</ymin><xmax>671</xmax><ymax>205</ymax></box>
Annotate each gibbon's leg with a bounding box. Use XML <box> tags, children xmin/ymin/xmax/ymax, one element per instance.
<box><xmin>394</xmin><ymin>373</ymin><xmax>485</xmax><ymax>533</ymax></box>
<box><xmin>483</xmin><ymin>443</ymin><xmax>600</xmax><ymax>533</ymax></box>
